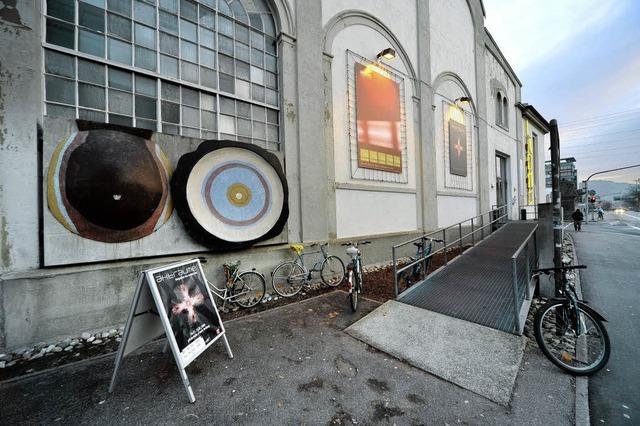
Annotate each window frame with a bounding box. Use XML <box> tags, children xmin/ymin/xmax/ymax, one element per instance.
<box><xmin>41</xmin><ymin>0</ymin><xmax>282</xmax><ymax>151</ymax></box>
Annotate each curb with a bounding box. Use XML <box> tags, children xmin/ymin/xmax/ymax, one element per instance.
<box><xmin>567</xmin><ymin>233</ymin><xmax>590</xmax><ymax>426</ymax></box>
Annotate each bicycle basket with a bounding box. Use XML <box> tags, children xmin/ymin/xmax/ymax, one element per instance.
<box><xmin>290</xmin><ymin>244</ymin><xmax>304</xmax><ymax>255</ymax></box>
<box><xmin>223</xmin><ymin>261</ymin><xmax>240</xmax><ymax>280</ymax></box>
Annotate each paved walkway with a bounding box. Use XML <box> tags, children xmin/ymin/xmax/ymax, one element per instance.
<box><xmin>400</xmin><ymin>221</ymin><xmax>537</xmax><ymax>333</ymax></box>
<box><xmin>0</xmin><ymin>292</ymin><xmax>574</xmax><ymax>425</ymax></box>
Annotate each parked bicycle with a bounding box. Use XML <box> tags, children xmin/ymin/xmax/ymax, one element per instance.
<box><xmin>342</xmin><ymin>240</ymin><xmax>371</xmax><ymax>312</ymax></box>
<box><xmin>200</xmin><ymin>257</ymin><xmax>266</xmax><ymax>309</ymax></box>
<box><xmin>532</xmin><ymin>264</ymin><xmax>610</xmax><ymax>375</ymax></box>
<box><xmin>398</xmin><ymin>237</ymin><xmax>444</xmax><ymax>289</ymax></box>
<box><xmin>271</xmin><ymin>243</ymin><xmax>346</xmax><ymax>297</ymax></box>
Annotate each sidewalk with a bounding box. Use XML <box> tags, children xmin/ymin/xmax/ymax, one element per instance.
<box><xmin>0</xmin><ymin>291</ymin><xmax>575</xmax><ymax>425</ymax></box>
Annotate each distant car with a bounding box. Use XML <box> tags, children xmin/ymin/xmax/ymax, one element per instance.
<box><xmin>614</xmin><ymin>208</ymin><xmax>626</xmax><ymax>214</ymax></box>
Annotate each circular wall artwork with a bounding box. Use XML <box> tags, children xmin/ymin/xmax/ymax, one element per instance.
<box><xmin>171</xmin><ymin>140</ymin><xmax>288</xmax><ymax>249</ymax></box>
<box><xmin>47</xmin><ymin>127</ymin><xmax>173</xmax><ymax>243</ymax></box>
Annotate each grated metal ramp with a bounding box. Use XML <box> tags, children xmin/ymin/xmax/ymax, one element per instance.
<box><xmin>399</xmin><ymin>221</ymin><xmax>537</xmax><ymax>333</ymax></box>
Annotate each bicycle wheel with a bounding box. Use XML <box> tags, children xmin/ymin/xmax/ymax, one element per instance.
<box><xmin>272</xmin><ymin>261</ymin><xmax>306</xmax><ymax>297</ymax></box>
<box><xmin>348</xmin><ymin>269</ymin><xmax>358</xmax><ymax>312</ymax></box>
<box><xmin>321</xmin><ymin>255</ymin><xmax>346</xmax><ymax>287</ymax></box>
<box><xmin>232</xmin><ymin>271</ymin><xmax>266</xmax><ymax>308</ymax></box>
<box><xmin>534</xmin><ymin>300</ymin><xmax>610</xmax><ymax>375</ymax></box>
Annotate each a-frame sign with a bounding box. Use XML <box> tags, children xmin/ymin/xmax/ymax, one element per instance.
<box><xmin>109</xmin><ymin>258</ymin><xmax>233</xmax><ymax>403</ymax></box>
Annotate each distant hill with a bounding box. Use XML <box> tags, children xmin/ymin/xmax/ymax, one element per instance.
<box><xmin>588</xmin><ymin>180</ymin><xmax>634</xmax><ymax>201</ymax></box>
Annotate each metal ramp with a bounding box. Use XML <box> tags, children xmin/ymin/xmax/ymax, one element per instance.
<box><xmin>398</xmin><ymin>221</ymin><xmax>538</xmax><ymax>334</ymax></box>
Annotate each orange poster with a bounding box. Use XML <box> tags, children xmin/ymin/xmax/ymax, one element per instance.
<box><xmin>354</xmin><ymin>62</ymin><xmax>403</xmax><ymax>173</ymax></box>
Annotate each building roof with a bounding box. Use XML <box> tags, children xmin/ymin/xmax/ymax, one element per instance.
<box><xmin>516</xmin><ymin>102</ymin><xmax>551</xmax><ymax>133</ymax></box>
<box><xmin>484</xmin><ymin>28</ymin><xmax>522</xmax><ymax>87</ymax></box>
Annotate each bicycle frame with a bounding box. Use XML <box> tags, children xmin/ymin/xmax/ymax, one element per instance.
<box><xmin>293</xmin><ymin>244</ymin><xmax>331</xmax><ymax>278</ymax></box>
<box><xmin>206</xmin><ymin>267</ymin><xmax>253</xmax><ymax>308</ymax></box>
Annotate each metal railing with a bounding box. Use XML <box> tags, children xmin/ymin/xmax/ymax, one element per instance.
<box><xmin>510</xmin><ymin>225</ymin><xmax>538</xmax><ymax>333</ymax></box>
<box><xmin>392</xmin><ymin>205</ymin><xmax>510</xmax><ymax>298</ymax></box>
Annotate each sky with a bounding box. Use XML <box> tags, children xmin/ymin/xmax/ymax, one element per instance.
<box><xmin>484</xmin><ymin>0</ymin><xmax>640</xmax><ymax>184</ymax></box>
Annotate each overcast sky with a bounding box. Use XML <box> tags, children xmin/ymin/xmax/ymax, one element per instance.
<box><xmin>484</xmin><ymin>0</ymin><xmax>640</xmax><ymax>184</ymax></box>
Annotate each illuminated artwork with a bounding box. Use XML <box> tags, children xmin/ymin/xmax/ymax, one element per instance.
<box><xmin>354</xmin><ymin>62</ymin><xmax>402</xmax><ymax>174</ymax></box>
<box><xmin>171</xmin><ymin>140</ymin><xmax>288</xmax><ymax>249</ymax></box>
<box><xmin>47</xmin><ymin>123</ymin><xmax>172</xmax><ymax>243</ymax></box>
<box><xmin>448</xmin><ymin>119</ymin><xmax>467</xmax><ymax>177</ymax></box>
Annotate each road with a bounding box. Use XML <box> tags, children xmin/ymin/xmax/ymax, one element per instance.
<box><xmin>570</xmin><ymin>210</ymin><xmax>640</xmax><ymax>425</ymax></box>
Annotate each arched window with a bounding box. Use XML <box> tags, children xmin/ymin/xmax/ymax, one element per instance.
<box><xmin>502</xmin><ymin>96</ymin><xmax>508</xmax><ymax>129</ymax></box>
<box><xmin>496</xmin><ymin>92</ymin><xmax>503</xmax><ymax>126</ymax></box>
<box><xmin>43</xmin><ymin>0</ymin><xmax>281</xmax><ymax>151</ymax></box>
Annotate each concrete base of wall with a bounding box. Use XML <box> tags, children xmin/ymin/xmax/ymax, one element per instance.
<box><xmin>0</xmin><ymin>231</ymin><xmax>423</xmax><ymax>352</ymax></box>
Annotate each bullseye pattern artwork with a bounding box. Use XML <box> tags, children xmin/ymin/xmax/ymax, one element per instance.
<box><xmin>171</xmin><ymin>140</ymin><xmax>288</xmax><ymax>249</ymax></box>
<box><xmin>47</xmin><ymin>125</ymin><xmax>173</xmax><ymax>243</ymax></box>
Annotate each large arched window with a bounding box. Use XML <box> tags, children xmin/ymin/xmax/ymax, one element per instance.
<box><xmin>502</xmin><ymin>96</ymin><xmax>508</xmax><ymax>129</ymax></box>
<box><xmin>495</xmin><ymin>92</ymin><xmax>503</xmax><ymax>126</ymax></box>
<box><xmin>43</xmin><ymin>0</ymin><xmax>281</xmax><ymax>151</ymax></box>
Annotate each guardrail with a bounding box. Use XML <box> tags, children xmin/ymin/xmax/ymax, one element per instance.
<box><xmin>510</xmin><ymin>224</ymin><xmax>538</xmax><ymax>333</ymax></box>
<box><xmin>392</xmin><ymin>205</ymin><xmax>510</xmax><ymax>298</ymax></box>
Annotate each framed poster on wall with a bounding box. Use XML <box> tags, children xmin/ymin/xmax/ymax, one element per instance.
<box><xmin>347</xmin><ymin>51</ymin><xmax>408</xmax><ymax>183</ymax></box>
<box><xmin>448</xmin><ymin>119</ymin><xmax>468</xmax><ymax>177</ymax></box>
<box><xmin>354</xmin><ymin>62</ymin><xmax>403</xmax><ymax>174</ymax></box>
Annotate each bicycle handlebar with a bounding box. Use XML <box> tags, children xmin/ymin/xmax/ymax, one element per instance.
<box><xmin>341</xmin><ymin>240</ymin><xmax>371</xmax><ymax>246</ymax></box>
<box><xmin>533</xmin><ymin>265</ymin><xmax>586</xmax><ymax>274</ymax></box>
<box><xmin>413</xmin><ymin>238</ymin><xmax>444</xmax><ymax>247</ymax></box>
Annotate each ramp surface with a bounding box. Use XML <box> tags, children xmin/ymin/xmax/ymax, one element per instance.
<box><xmin>399</xmin><ymin>221</ymin><xmax>537</xmax><ymax>333</ymax></box>
<box><xmin>346</xmin><ymin>300</ymin><xmax>526</xmax><ymax>405</ymax></box>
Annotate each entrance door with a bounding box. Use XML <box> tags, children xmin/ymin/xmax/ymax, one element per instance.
<box><xmin>495</xmin><ymin>154</ymin><xmax>508</xmax><ymax>208</ymax></box>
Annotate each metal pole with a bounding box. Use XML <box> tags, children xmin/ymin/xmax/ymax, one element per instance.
<box><xmin>392</xmin><ymin>247</ymin><xmax>398</xmax><ymax>298</ymax></box>
<box><xmin>511</xmin><ymin>257</ymin><xmax>521</xmax><ymax>333</ymax></box>
<box><xmin>471</xmin><ymin>218</ymin><xmax>475</xmax><ymax>246</ymax></box>
<box><xmin>550</xmin><ymin>119</ymin><xmax>563</xmax><ymax>297</ymax></box>
<box><xmin>442</xmin><ymin>229</ymin><xmax>447</xmax><ymax>265</ymax></box>
<box><xmin>458</xmin><ymin>222</ymin><xmax>463</xmax><ymax>253</ymax></box>
<box><xmin>525</xmin><ymin>240</ymin><xmax>531</xmax><ymax>300</ymax></box>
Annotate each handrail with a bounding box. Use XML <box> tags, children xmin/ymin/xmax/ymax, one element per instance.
<box><xmin>510</xmin><ymin>224</ymin><xmax>539</xmax><ymax>333</ymax></box>
<box><xmin>392</xmin><ymin>204</ymin><xmax>511</xmax><ymax>298</ymax></box>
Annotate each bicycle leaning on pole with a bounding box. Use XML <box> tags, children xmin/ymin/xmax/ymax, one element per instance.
<box><xmin>532</xmin><ymin>264</ymin><xmax>610</xmax><ymax>375</ymax></box>
<box><xmin>271</xmin><ymin>243</ymin><xmax>346</xmax><ymax>297</ymax></box>
<box><xmin>342</xmin><ymin>240</ymin><xmax>371</xmax><ymax>312</ymax></box>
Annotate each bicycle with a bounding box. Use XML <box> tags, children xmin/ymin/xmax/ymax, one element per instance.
<box><xmin>199</xmin><ymin>257</ymin><xmax>266</xmax><ymax>309</ymax></box>
<box><xmin>532</xmin><ymin>264</ymin><xmax>610</xmax><ymax>375</ymax></box>
<box><xmin>342</xmin><ymin>240</ymin><xmax>371</xmax><ymax>312</ymax></box>
<box><xmin>398</xmin><ymin>237</ymin><xmax>444</xmax><ymax>289</ymax></box>
<box><xmin>271</xmin><ymin>243</ymin><xmax>346</xmax><ymax>297</ymax></box>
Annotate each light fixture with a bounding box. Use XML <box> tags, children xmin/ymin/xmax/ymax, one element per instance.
<box><xmin>376</xmin><ymin>47</ymin><xmax>396</xmax><ymax>61</ymax></box>
<box><xmin>454</xmin><ymin>96</ymin><xmax>471</xmax><ymax>106</ymax></box>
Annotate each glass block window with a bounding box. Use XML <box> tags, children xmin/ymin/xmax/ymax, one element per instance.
<box><xmin>43</xmin><ymin>0</ymin><xmax>280</xmax><ymax>150</ymax></box>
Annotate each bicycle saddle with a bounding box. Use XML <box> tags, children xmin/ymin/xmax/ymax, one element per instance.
<box><xmin>289</xmin><ymin>244</ymin><xmax>304</xmax><ymax>255</ymax></box>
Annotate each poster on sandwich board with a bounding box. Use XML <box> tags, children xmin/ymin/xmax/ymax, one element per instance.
<box><xmin>109</xmin><ymin>258</ymin><xmax>233</xmax><ymax>403</ymax></box>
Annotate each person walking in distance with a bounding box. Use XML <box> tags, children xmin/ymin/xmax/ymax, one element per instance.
<box><xmin>572</xmin><ymin>208</ymin><xmax>584</xmax><ymax>231</ymax></box>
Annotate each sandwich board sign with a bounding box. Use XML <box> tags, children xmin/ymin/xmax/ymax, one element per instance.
<box><xmin>109</xmin><ymin>258</ymin><xmax>233</xmax><ymax>403</ymax></box>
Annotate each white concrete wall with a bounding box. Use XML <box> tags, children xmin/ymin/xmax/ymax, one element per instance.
<box><xmin>485</xmin><ymin>50</ymin><xmax>519</xmax><ymax>218</ymax></box>
<box><xmin>321</xmin><ymin>0</ymin><xmax>418</xmax><ymax>67</ymax></box>
<box><xmin>429</xmin><ymin>0</ymin><xmax>477</xmax><ymax>101</ymax></box>
<box><xmin>335</xmin><ymin>189</ymin><xmax>417</xmax><ymax>238</ymax></box>
<box><xmin>325</xmin><ymin>9</ymin><xmax>420</xmax><ymax>238</ymax></box>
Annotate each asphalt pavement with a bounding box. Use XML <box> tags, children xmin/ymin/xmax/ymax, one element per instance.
<box><xmin>0</xmin><ymin>291</ymin><xmax>575</xmax><ymax>425</ymax></box>
<box><xmin>570</xmin><ymin>211</ymin><xmax>640</xmax><ymax>425</ymax></box>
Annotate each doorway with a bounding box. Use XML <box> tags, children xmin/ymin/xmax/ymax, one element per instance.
<box><xmin>495</xmin><ymin>153</ymin><xmax>509</xmax><ymax>209</ymax></box>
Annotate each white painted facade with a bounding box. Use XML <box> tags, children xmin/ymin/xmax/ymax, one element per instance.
<box><xmin>0</xmin><ymin>0</ymin><xmax>550</xmax><ymax>350</ymax></box>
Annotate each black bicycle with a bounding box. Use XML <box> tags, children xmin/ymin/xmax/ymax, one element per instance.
<box><xmin>532</xmin><ymin>264</ymin><xmax>610</xmax><ymax>375</ymax></box>
<box><xmin>398</xmin><ymin>237</ymin><xmax>443</xmax><ymax>289</ymax></box>
<box><xmin>342</xmin><ymin>240</ymin><xmax>370</xmax><ymax>312</ymax></box>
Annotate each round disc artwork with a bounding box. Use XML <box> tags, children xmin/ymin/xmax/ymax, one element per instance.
<box><xmin>172</xmin><ymin>140</ymin><xmax>288</xmax><ymax>248</ymax></box>
<box><xmin>47</xmin><ymin>128</ymin><xmax>173</xmax><ymax>243</ymax></box>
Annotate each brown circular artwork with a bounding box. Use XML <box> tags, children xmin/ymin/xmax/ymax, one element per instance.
<box><xmin>47</xmin><ymin>127</ymin><xmax>173</xmax><ymax>243</ymax></box>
